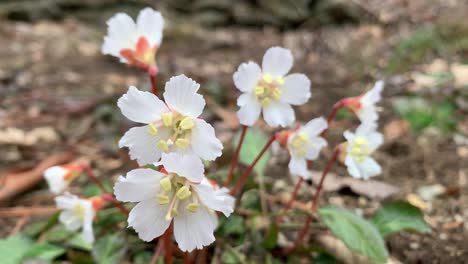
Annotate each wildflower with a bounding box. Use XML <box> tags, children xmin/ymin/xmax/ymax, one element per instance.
<box><xmin>118</xmin><ymin>75</ymin><xmax>223</xmax><ymax>165</ymax></box>
<box><xmin>102</xmin><ymin>7</ymin><xmax>164</xmax><ymax>76</ymax></box>
<box><xmin>114</xmin><ymin>153</ymin><xmax>235</xmax><ymax>252</ymax></box>
<box><xmin>44</xmin><ymin>163</ymin><xmax>84</xmax><ymax>194</ymax></box>
<box><xmin>55</xmin><ymin>193</ymin><xmax>102</xmax><ymax>243</ymax></box>
<box><xmin>286</xmin><ymin>117</ymin><xmax>328</xmax><ymax>178</ymax></box>
<box><xmin>342</xmin><ymin>122</ymin><xmax>383</xmax><ymax>179</ymax></box>
<box><xmin>344</xmin><ymin>80</ymin><xmax>384</xmax><ymax>123</ymax></box>
<box><xmin>233</xmin><ymin>46</ymin><xmax>311</xmax><ymax>127</ymax></box>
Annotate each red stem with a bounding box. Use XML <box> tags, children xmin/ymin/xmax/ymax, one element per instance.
<box><xmin>82</xmin><ymin>166</ymin><xmax>107</xmax><ymax>194</ymax></box>
<box><xmin>101</xmin><ymin>193</ymin><xmax>129</xmax><ymax>216</ymax></box>
<box><xmin>310</xmin><ymin>147</ymin><xmax>341</xmax><ymax>211</ymax></box>
<box><xmin>150</xmin><ymin>74</ymin><xmax>158</xmax><ymax>96</ymax></box>
<box><xmin>282</xmin><ymin>216</ymin><xmax>312</xmax><ymax>254</ymax></box>
<box><xmin>150</xmin><ymin>239</ymin><xmax>163</xmax><ymax>264</ymax></box>
<box><xmin>276</xmin><ymin>177</ymin><xmax>303</xmax><ymax>224</ymax></box>
<box><xmin>320</xmin><ymin>99</ymin><xmax>346</xmax><ymax>137</ymax></box>
<box><xmin>231</xmin><ymin>134</ymin><xmax>276</xmax><ymax>195</ymax></box>
<box><xmin>225</xmin><ymin>125</ymin><xmax>248</xmax><ymax>187</ymax></box>
<box><xmin>163</xmin><ymin>226</ymin><xmax>173</xmax><ymax>264</ymax></box>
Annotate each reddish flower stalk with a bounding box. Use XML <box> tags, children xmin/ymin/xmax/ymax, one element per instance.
<box><xmin>230</xmin><ymin>134</ymin><xmax>276</xmax><ymax>195</ymax></box>
<box><xmin>225</xmin><ymin>125</ymin><xmax>248</xmax><ymax>187</ymax></box>
<box><xmin>101</xmin><ymin>193</ymin><xmax>129</xmax><ymax>216</ymax></box>
<box><xmin>163</xmin><ymin>226</ymin><xmax>173</xmax><ymax>264</ymax></box>
<box><xmin>276</xmin><ymin>177</ymin><xmax>303</xmax><ymax>224</ymax></box>
<box><xmin>150</xmin><ymin>239</ymin><xmax>164</xmax><ymax>264</ymax></box>
<box><xmin>150</xmin><ymin>73</ymin><xmax>158</xmax><ymax>96</ymax></box>
<box><xmin>320</xmin><ymin>99</ymin><xmax>346</xmax><ymax>137</ymax></box>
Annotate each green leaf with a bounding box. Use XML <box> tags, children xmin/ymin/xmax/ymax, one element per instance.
<box><xmin>67</xmin><ymin>233</ymin><xmax>93</xmax><ymax>251</ymax></box>
<box><xmin>371</xmin><ymin>201</ymin><xmax>431</xmax><ymax>237</ymax></box>
<box><xmin>236</xmin><ymin>128</ymin><xmax>272</xmax><ymax>175</ymax></box>
<box><xmin>23</xmin><ymin>243</ymin><xmax>65</xmax><ymax>260</ymax></box>
<box><xmin>42</xmin><ymin>225</ymin><xmax>75</xmax><ymax>242</ymax></box>
<box><xmin>262</xmin><ymin>223</ymin><xmax>278</xmax><ymax>249</ymax></box>
<box><xmin>221</xmin><ymin>215</ymin><xmax>245</xmax><ymax>235</ymax></box>
<box><xmin>0</xmin><ymin>235</ymin><xmax>32</xmax><ymax>264</ymax></box>
<box><xmin>220</xmin><ymin>246</ymin><xmax>247</xmax><ymax>264</ymax></box>
<box><xmin>92</xmin><ymin>233</ymin><xmax>127</xmax><ymax>264</ymax></box>
<box><xmin>319</xmin><ymin>206</ymin><xmax>388</xmax><ymax>263</ymax></box>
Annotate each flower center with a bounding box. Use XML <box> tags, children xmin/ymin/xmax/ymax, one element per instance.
<box><xmin>349</xmin><ymin>136</ymin><xmax>371</xmax><ymax>163</ymax></box>
<box><xmin>147</xmin><ymin>112</ymin><xmax>195</xmax><ymax>153</ymax></box>
<box><xmin>156</xmin><ymin>174</ymin><xmax>201</xmax><ymax>221</ymax></box>
<box><xmin>255</xmin><ymin>74</ymin><xmax>284</xmax><ymax>107</ymax></box>
<box><xmin>289</xmin><ymin>132</ymin><xmax>310</xmax><ymax>157</ymax></box>
<box><xmin>120</xmin><ymin>36</ymin><xmax>158</xmax><ymax>75</ymax></box>
<box><xmin>72</xmin><ymin>204</ymin><xmax>86</xmax><ymax>221</ymax></box>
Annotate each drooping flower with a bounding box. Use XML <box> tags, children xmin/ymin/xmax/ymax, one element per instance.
<box><xmin>102</xmin><ymin>7</ymin><xmax>164</xmax><ymax>76</ymax></box>
<box><xmin>286</xmin><ymin>117</ymin><xmax>328</xmax><ymax>178</ymax></box>
<box><xmin>233</xmin><ymin>46</ymin><xmax>311</xmax><ymax>127</ymax></box>
<box><xmin>114</xmin><ymin>153</ymin><xmax>235</xmax><ymax>252</ymax></box>
<box><xmin>344</xmin><ymin>80</ymin><xmax>384</xmax><ymax>123</ymax></box>
<box><xmin>118</xmin><ymin>75</ymin><xmax>223</xmax><ymax>165</ymax></box>
<box><xmin>44</xmin><ymin>163</ymin><xmax>84</xmax><ymax>194</ymax></box>
<box><xmin>55</xmin><ymin>193</ymin><xmax>103</xmax><ymax>243</ymax></box>
<box><xmin>342</xmin><ymin>122</ymin><xmax>383</xmax><ymax>179</ymax></box>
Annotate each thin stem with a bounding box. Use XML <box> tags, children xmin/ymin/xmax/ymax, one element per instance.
<box><xmin>282</xmin><ymin>216</ymin><xmax>312</xmax><ymax>254</ymax></box>
<box><xmin>82</xmin><ymin>166</ymin><xmax>107</xmax><ymax>194</ymax></box>
<box><xmin>276</xmin><ymin>177</ymin><xmax>303</xmax><ymax>224</ymax></box>
<box><xmin>311</xmin><ymin>147</ymin><xmax>341</xmax><ymax>211</ymax></box>
<box><xmin>150</xmin><ymin>74</ymin><xmax>158</xmax><ymax>96</ymax></box>
<box><xmin>231</xmin><ymin>134</ymin><xmax>276</xmax><ymax>195</ymax></box>
<box><xmin>101</xmin><ymin>193</ymin><xmax>129</xmax><ymax>216</ymax></box>
<box><xmin>320</xmin><ymin>99</ymin><xmax>346</xmax><ymax>137</ymax></box>
<box><xmin>150</xmin><ymin>239</ymin><xmax>163</xmax><ymax>264</ymax></box>
<box><xmin>163</xmin><ymin>226</ymin><xmax>173</xmax><ymax>264</ymax></box>
<box><xmin>225</xmin><ymin>125</ymin><xmax>248</xmax><ymax>187</ymax></box>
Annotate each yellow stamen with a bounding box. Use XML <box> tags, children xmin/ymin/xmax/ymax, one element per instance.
<box><xmin>276</xmin><ymin>76</ymin><xmax>285</xmax><ymax>85</ymax></box>
<box><xmin>261</xmin><ymin>98</ymin><xmax>271</xmax><ymax>107</ymax></box>
<box><xmin>263</xmin><ymin>74</ymin><xmax>273</xmax><ymax>83</ymax></box>
<box><xmin>255</xmin><ymin>86</ymin><xmax>265</xmax><ymax>96</ymax></box>
<box><xmin>157</xmin><ymin>140</ymin><xmax>169</xmax><ymax>152</ymax></box>
<box><xmin>175</xmin><ymin>138</ymin><xmax>190</xmax><ymax>150</ymax></box>
<box><xmin>147</xmin><ymin>123</ymin><xmax>158</xmax><ymax>135</ymax></box>
<box><xmin>272</xmin><ymin>88</ymin><xmax>282</xmax><ymax>100</ymax></box>
<box><xmin>179</xmin><ymin>117</ymin><xmax>194</xmax><ymax>130</ymax></box>
<box><xmin>157</xmin><ymin>194</ymin><xmax>170</xmax><ymax>205</ymax></box>
<box><xmin>161</xmin><ymin>112</ymin><xmax>174</xmax><ymax>127</ymax></box>
<box><xmin>73</xmin><ymin>204</ymin><xmax>85</xmax><ymax>220</ymax></box>
<box><xmin>186</xmin><ymin>203</ymin><xmax>200</xmax><ymax>212</ymax></box>
<box><xmin>354</xmin><ymin>137</ymin><xmax>368</xmax><ymax>145</ymax></box>
<box><xmin>176</xmin><ymin>186</ymin><xmax>191</xmax><ymax>200</ymax></box>
<box><xmin>160</xmin><ymin>177</ymin><xmax>172</xmax><ymax>192</ymax></box>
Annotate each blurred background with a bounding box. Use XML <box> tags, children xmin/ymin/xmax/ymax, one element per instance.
<box><xmin>0</xmin><ymin>0</ymin><xmax>467</xmax><ymax>263</ymax></box>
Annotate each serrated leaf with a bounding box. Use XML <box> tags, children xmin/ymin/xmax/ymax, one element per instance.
<box><xmin>236</xmin><ymin>128</ymin><xmax>271</xmax><ymax>175</ymax></box>
<box><xmin>371</xmin><ymin>201</ymin><xmax>431</xmax><ymax>237</ymax></box>
<box><xmin>23</xmin><ymin>243</ymin><xmax>65</xmax><ymax>260</ymax></box>
<box><xmin>92</xmin><ymin>233</ymin><xmax>127</xmax><ymax>264</ymax></box>
<box><xmin>0</xmin><ymin>235</ymin><xmax>32</xmax><ymax>264</ymax></box>
<box><xmin>319</xmin><ymin>206</ymin><xmax>388</xmax><ymax>263</ymax></box>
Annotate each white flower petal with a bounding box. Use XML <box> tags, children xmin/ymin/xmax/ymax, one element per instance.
<box><xmin>191</xmin><ymin>119</ymin><xmax>223</xmax><ymax>161</ymax></box>
<box><xmin>119</xmin><ymin>125</ymin><xmax>170</xmax><ymax>165</ymax></box>
<box><xmin>362</xmin><ymin>80</ymin><xmax>384</xmax><ymax>107</ymax></box>
<box><xmin>102</xmin><ymin>13</ymin><xmax>137</xmax><ymax>61</ymax></box>
<box><xmin>118</xmin><ymin>86</ymin><xmax>168</xmax><ymax>124</ymax></box>
<box><xmin>301</xmin><ymin>117</ymin><xmax>327</xmax><ymax>137</ymax></box>
<box><xmin>173</xmin><ymin>201</ymin><xmax>217</xmax><ymax>252</ymax></box>
<box><xmin>280</xmin><ymin>73</ymin><xmax>311</xmax><ymax>105</ymax></box>
<box><xmin>358</xmin><ymin>158</ymin><xmax>382</xmax><ymax>179</ymax></box>
<box><xmin>305</xmin><ymin>137</ymin><xmax>327</xmax><ymax>160</ymax></box>
<box><xmin>345</xmin><ymin>155</ymin><xmax>361</xmax><ymax>178</ymax></box>
<box><xmin>288</xmin><ymin>157</ymin><xmax>309</xmax><ymax>179</ymax></box>
<box><xmin>233</xmin><ymin>62</ymin><xmax>262</xmax><ymax>93</ymax></box>
<box><xmin>262</xmin><ymin>101</ymin><xmax>295</xmax><ymax>127</ymax></box>
<box><xmin>59</xmin><ymin>211</ymin><xmax>81</xmax><ymax>231</ymax></box>
<box><xmin>237</xmin><ymin>93</ymin><xmax>261</xmax><ymax>126</ymax></box>
<box><xmin>262</xmin><ymin>47</ymin><xmax>293</xmax><ymax>77</ymax></box>
<box><xmin>193</xmin><ymin>179</ymin><xmax>235</xmax><ymax>216</ymax></box>
<box><xmin>55</xmin><ymin>193</ymin><xmax>79</xmax><ymax>209</ymax></box>
<box><xmin>367</xmin><ymin>131</ymin><xmax>384</xmax><ymax>151</ymax></box>
<box><xmin>128</xmin><ymin>199</ymin><xmax>171</xmax><ymax>242</ymax></box>
<box><xmin>355</xmin><ymin>122</ymin><xmax>378</xmax><ymax>136</ymax></box>
<box><xmin>136</xmin><ymin>8</ymin><xmax>164</xmax><ymax>46</ymax></box>
<box><xmin>160</xmin><ymin>153</ymin><xmax>204</xmax><ymax>183</ymax></box>
<box><xmin>356</xmin><ymin>107</ymin><xmax>379</xmax><ymax>123</ymax></box>
<box><xmin>163</xmin><ymin>75</ymin><xmax>205</xmax><ymax>118</ymax></box>
<box><xmin>82</xmin><ymin>202</ymin><xmax>95</xmax><ymax>243</ymax></box>
<box><xmin>114</xmin><ymin>168</ymin><xmax>164</xmax><ymax>202</ymax></box>
<box><xmin>343</xmin><ymin>130</ymin><xmax>355</xmax><ymax>142</ymax></box>
<box><xmin>44</xmin><ymin>166</ymin><xmax>68</xmax><ymax>194</ymax></box>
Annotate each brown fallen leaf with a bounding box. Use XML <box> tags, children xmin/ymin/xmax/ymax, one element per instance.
<box><xmin>0</xmin><ymin>206</ymin><xmax>58</xmax><ymax>217</ymax></box>
<box><xmin>0</xmin><ymin>152</ymin><xmax>75</xmax><ymax>203</ymax></box>
<box><xmin>384</xmin><ymin>119</ymin><xmax>410</xmax><ymax>140</ymax></box>
<box><xmin>310</xmin><ymin>171</ymin><xmax>399</xmax><ymax>200</ymax></box>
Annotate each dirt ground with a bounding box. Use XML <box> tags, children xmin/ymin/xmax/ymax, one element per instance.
<box><xmin>0</xmin><ymin>1</ymin><xmax>467</xmax><ymax>263</ymax></box>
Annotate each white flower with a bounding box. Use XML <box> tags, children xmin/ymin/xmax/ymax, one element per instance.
<box><xmin>102</xmin><ymin>7</ymin><xmax>164</xmax><ymax>75</ymax></box>
<box><xmin>233</xmin><ymin>46</ymin><xmax>311</xmax><ymax>127</ymax></box>
<box><xmin>114</xmin><ymin>153</ymin><xmax>235</xmax><ymax>252</ymax></box>
<box><xmin>287</xmin><ymin>117</ymin><xmax>328</xmax><ymax>178</ymax></box>
<box><xmin>343</xmin><ymin>122</ymin><xmax>383</xmax><ymax>179</ymax></box>
<box><xmin>118</xmin><ymin>75</ymin><xmax>223</xmax><ymax>165</ymax></box>
<box><xmin>44</xmin><ymin>164</ymin><xmax>82</xmax><ymax>194</ymax></box>
<box><xmin>55</xmin><ymin>193</ymin><xmax>96</xmax><ymax>243</ymax></box>
<box><xmin>353</xmin><ymin>80</ymin><xmax>384</xmax><ymax>123</ymax></box>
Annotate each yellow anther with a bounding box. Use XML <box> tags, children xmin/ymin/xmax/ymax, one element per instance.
<box><xmin>186</xmin><ymin>203</ymin><xmax>200</xmax><ymax>212</ymax></box>
<box><xmin>161</xmin><ymin>112</ymin><xmax>174</xmax><ymax>127</ymax></box>
<box><xmin>157</xmin><ymin>194</ymin><xmax>170</xmax><ymax>205</ymax></box>
<box><xmin>175</xmin><ymin>138</ymin><xmax>190</xmax><ymax>150</ymax></box>
<box><xmin>297</xmin><ymin>149</ymin><xmax>306</xmax><ymax>156</ymax></box>
<box><xmin>276</xmin><ymin>76</ymin><xmax>285</xmax><ymax>85</ymax></box>
<box><xmin>171</xmin><ymin>208</ymin><xmax>179</xmax><ymax>217</ymax></box>
<box><xmin>176</xmin><ymin>186</ymin><xmax>191</xmax><ymax>200</ymax></box>
<box><xmin>261</xmin><ymin>98</ymin><xmax>271</xmax><ymax>107</ymax></box>
<box><xmin>147</xmin><ymin>123</ymin><xmax>158</xmax><ymax>135</ymax></box>
<box><xmin>272</xmin><ymin>88</ymin><xmax>282</xmax><ymax>100</ymax></box>
<box><xmin>351</xmin><ymin>147</ymin><xmax>363</xmax><ymax>155</ymax></box>
<box><xmin>73</xmin><ymin>204</ymin><xmax>85</xmax><ymax>220</ymax></box>
<box><xmin>159</xmin><ymin>177</ymin><xmax>172</xmax><ymax>192</ymax></box>
<box><xmin>165</xmin><ymin>208</ymin><xmax>178</xmax><ymax>221</ymax></box>
<box><xmin>179</xmin><ymin>117</ymin><xmax>194</xmax><ymax>130</ymax></box>
<box><xmin>255</xmin><ymin>86</ymin><xmax>265</xmax><ymax>96</ymax></box>
<box><xmin>298</xmin><ymin>132</ymin><xmax>308</xmax><ymax>142</ymax></box>
<box><xmin>354</xmin><ymin>137</ymin><xmax>368</xmax><ymax>145</ymax></box>
<box><xmin>263</xmin><ymin>74</ymin><xmax>273</xmax><ymax>83</ymax></box>
<box><xmin>157</xmin><ymin>140</ymin><xmax>169</xmax><ymax>152</ymax></box>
